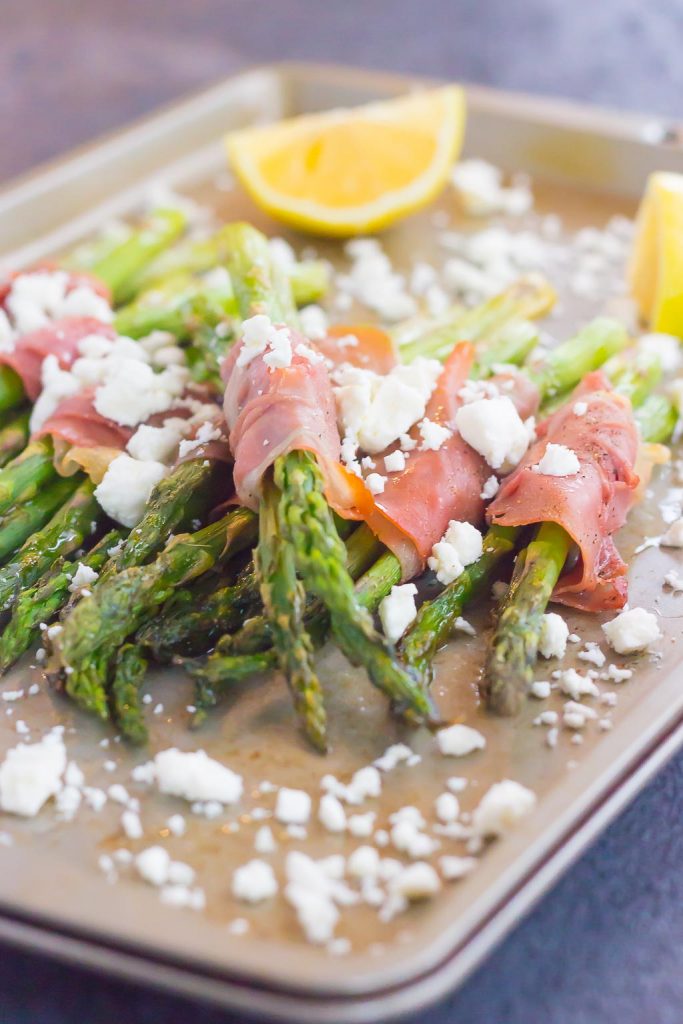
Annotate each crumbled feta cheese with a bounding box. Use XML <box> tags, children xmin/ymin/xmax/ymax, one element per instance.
<box><xmin>275</xmin><ymin>787</ymin><xmax>311</xmax><ymax>825</ymax></box>
<box><xmin>437</xmin><ymin>724</ymin><xmax>486</xmax><ymax>757</ymax></box>
<box><xmin>94</xmin><ymin>362</ymin><xmax>188</xmax><ymax>427</ymax></box>
<box><xmin>435</xmin><ymin>792</ymin><xmax>459</xmax><ymax>823</ymax></box>
<box><xmin>333</xmin><ymin>358</ymin><xmax>441</xmax><ymax>454</ymax></box>
<box><xmin>389</xmin><ymin>862</ymin><xmax>440</xmax><ymax>900</ymax></box>
<box><xmin>348</xmin><ymin>812</ymin><xmax>376</xmax><ymax>837</ymax></box>
<box><xmin>318</xmin><ymin>793</ymin><xmax>347</xmax><ymax>833</ymax></box>
<box><xmin>664</xmin><ymin>569</ymin><xmax>683</xmax><ymax>592</ymax></box>
<box><xmin>472</xmin><ymin>780</ymin><xmax>536</xmax><ymax>837</ymax></box>
<box><xmin>0</xmin><ymin>731</ymin><xmax>66</xmax><ymax>817</ymax></box>
<box><xmin>152</xmin><ymin>748</ymin><xmax>243</xmax><ymax>804</ymax></box>
<box><xmin>578</xmin><ymin>641</ymin><xmax>606</xmax><ymax>668</ymax></box>
<box><xmin>121</xmin><ymin>809</ymin><xmax>143</xmax><ymax>839</ymax></box>
<box><xmin>533</xmin><ymin>442</ymin><xmax>580</xmax><ymax>477</ymax></box>
<box><xmin>166</xmin><ymin>813</ymin><xmax>186</xmax><ymax>837</ymax></box>
<box><xmin>299</xmin><ymin>304</ymin><xmax>328</xmax><ymax>340</ymax></box>
<box><xmin>379</xmin><ymin>583</ymin><xmax>418</xmax><ymax>643</ymax></box>
<box><xmin>365</xmin><ymin>472</ymin><xmax>386</xmax><ymax>495</ymax></box>
<box><xmin>340</xmin><ymin>238</ymin><xmax>417</xmax><ymax>322</ymax></box>
<box><xmin>95</xmin><ymin>454</ymin><xmax>168</xmax><ymax>527</ymax></box>
<box><xmin>384</xmin><ymin>450</ymin><xmax>406</xmax><ymax>473</ymax></box>
<box><xmin>67</xmin><ymin>562</ymin><xmax>98</xmax><ymax>594</ymax></box>
<box><xmin>254</xmin><ymin>825</ymin><xmax>276</xmax><ymax>854</ymax></box>
<box><xmin>602</xmin><ymin>607</ymin><xmax>661</xmax><ymax>654</ymax></box>
<box><xmin>530</xmin><ymin>680</ymin><xmax>552</xmax><ymax>699</ymax></box>
<box><xmin>418</xmin><ymin>418</ymin><xmax>452</xmax><ymax>451</ymax></box>
<box><xmin>480</xmin><ymin>474</ymin><xmax>500</xmax><ymax>500</ymax></box>
<box><xmin>455</xmin><ymin>396</ymin><xmax>531</xmax><ymax>471</ymax></box>
<box><xmin>136</xmin><ymin>845</ymin><xmax>171</xmax><ymax>886</ymax></box>
<box><xmin>661</xmin><ymin>519</ymin><xmax>683</xmax><ymax>547</ymax></box>
<box><xmin>373</xmin><ymin>743</ymin><xmax>414</xmax><ymax>772</ymax></box>
<box><xmin>538</xmin><ymin>612</ymin><xmax>569</xmax><ymax>659</ymax></box>
<box><xmin>573</xmin><ymin>401</ymin><xmax>588</xmax><ymax>416</ymax></box>
<box><xmin>29</xmin><ymin>354</ymin><xmax>81</xmax><ymax>433</ymax></box>
<box><xmin>347</xmin><ymin>845</ymin><xmax>380</xmax><ymax>879</ymax></box>
<box><xmin>127</xmin><ymin>422</ymin><xmax>184</xmax><ymax>464</ymax></box>
<box><xmin>439</xmin><ymin>855</ymin><xmax>477</xmax><ymax>880</ymax></box>
<box><xmin>232</xmin><ymin>859</ymin><xmax>278</xmax><ymax>902</ymax></box>
<box><xmin>428</xmin><ymin>520</ymin><xmax>483</xmax><ymax>585</ymax></box>
<box><xmin>451</xmin><ymin>159</ymin><xmax>533</xmax><ymax>218</ymax></box>
<box><xmin>557</xmin><ymin>668</ymin><xmax>600</xmax><ymax>701</ymax></box>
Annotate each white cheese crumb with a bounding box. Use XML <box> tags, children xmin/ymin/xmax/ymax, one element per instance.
<box><xmin>166</xmin><ymin>813</ymin><xmax>186</xmax><ymax>837</ymax></box>
<box><xmin>573</xmin><ymin>401</ymin><xmax>588</xmax><ymax>416</ymax></box>
<box><xmin>389</xmin><ymin>861</ymin><xmax>440</xmax><ymax>900</ymax></box>
<box><xmin>439</xmin><ymin>855</ymin><xmax>477</xmax><ymax>880</ymax></box>
<box><xmin>472</xmin><ymin>780</ymin><xmax>536</xmax><ymax>837</ymax></box>
<box><xmin>455</xmin><ymin>396</ymin><xmax>531</xmax><ymax>471</ymax></box>
<box><xmin>0</xmin><ymin>731</ymin><xmax>66</xmax><ymax>817</ymax></box>
<box><xmin>378</xmin><ymin>583</ymin><xmax>418</xmax><ymax>643</ymax></box>
<box><xmin>121</xmin><ymin>809</ymin><xmax>143</xmax><ymax>839</ymax></box>
<box><xmin>602</xmin><ymin>607</ymin><xmax>662</xmax><ymax>654</ymax></box>
<box><xmin>232</xmin><ymin>859</ymin><xmax>278</xmax><ymax>903</ymax></box>
<box><xmin>638</xmin><ymin>332</ymin><xmax>683</xmax><ymax>373</ymax></box>
<box><xmin>152</xmin><ymin>748</ymin><xmax>243</xmax><ymax>805</ymax></box>
<box><xmin>383</xmin><ymin>450</ymin><xmax>406</xmax><ymax>473</ymax></box>
<box><xmin>530</xmin><ymin>680</ymin><xmax>551</xmax><ymax>699</ymax></box>
<box><xmin>136</xmin><ymin>845</ymin><xmax>171</xmax><ymax>886</ymax></box>
<box><xmin>538</xmin><ymin>612</ymin><xmax>569</xmax><ymax>659</ymax></box>
<box><xmin>557</xmin><ymin>668</ymin><xmax>600</xmax><ymax>701</ymax></box>
<box><xmin>67</xmin><ymin>562</ymin><xmax>98</xmax><ymax>594</ymax></box>
<box><xmin>254</xmin><ymin>824</ymin><xmax>276</xmax><ymax>854</ymax></box>
<box><xmin>418</xmin><ymin>417</ymin><xmax>452</xmax><ymax>451</ymax></box>
<box><xmin>95</xmin><ymin>454</ymin><xmax>168</xmax><ymax>528</ymax></box>
<box><xmin>661</xmin><ymin>519</ymin><xmax>683</xmax><ymax>547</ymax></box>
<box><xmin>480</xmin><ymin>474</ymin><xmax>500</xmax><ymax>500</ymax></box>
<box><xmin>437</xmin><ymin>724</ymin><xmax>486</xmax><ymax>757</ymax></box>
<box><xmin>127</xmin><ymin>422</ymin><xmax>184</xmax><ymax>464</ymax></box>
<box><xmin>428</xmin><ymin>520</ymin><xmax>483</xmax><ymax>586</ymax></box>
<box><xmin>365</xmin><ymin>472</ymin><xmax>386</xmax><ymax>495</ymax></box>
<box><xmin>578</xmin><ymin>641</ymin><xmax>606</xmax><ymax>667</ymax></box>
<box><xmin>435</xmin><ymin>792</ymin><xmax>460</xmax><ymax>823</ymax></box>
<box><xmin>318</xmin><ymin>793</ymin><xmax>347</xmax><ymax>833</ymax></box>
<box><xmin>348</xmin><ymin>812</ymin><xmax>376</xmax><ymax>837</ymax></box>
<box><xmin>451</xmin><ymin>159</ymin><xmax>532</xmax><ymax>217</ymax></box>
<box><xmin>373</xmin><ymin>743</ymin><xmax>414</xmax><ymax>772</ymax></box>
<box><xmin>532</xmin><ymin>442</ymin><xmax>581</xmax><ymax>477</ymax></box>
<box><xmin>275</xmin><ymin>787</ymin><xmax>312</xmax><ymax>825</ymax></box>
<box><xmin>299</xmin><ymin>304</ymin><xmax>328</xmax><ymax>340</ymax></box>
<box><xmin>347</xmin><ymin>845</ymin><xmax>380</xmax><ymax>879</ymax></box>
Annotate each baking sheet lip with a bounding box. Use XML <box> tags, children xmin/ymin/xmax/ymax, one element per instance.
<box><xmin>1</xmin><ymin>58</ymin><xmax>682</xmax><ymax>208</ymax></box>
<box><xmin>0</xmin><ymin>704</ymin><xmax>681</xmax><ymax>1024</ymax></box>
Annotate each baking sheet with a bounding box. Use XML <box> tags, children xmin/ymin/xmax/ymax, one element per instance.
<box><xmin>0</xmin><ymin>63</ymin><xmax>683</xmax><ymax>1022</ymax></box>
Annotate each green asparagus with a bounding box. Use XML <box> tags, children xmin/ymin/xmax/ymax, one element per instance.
<box><xmin>0</xmin><ymin>529</ymin><xmax>124</xmax><ymax>674</ymax></box>
<box><xmin>0</xmin><ymin>410</ymin><xmax>30</xmax><ymax>468</ymax></box>
<box><xmin>0</xmin><ymin>474</ymin><xmax>77</xmax><ymax>564</ymax></box>
<box><xmin>111</xmin><ymin>644</ymin><xmax>149</xmax><ymax>744</ymax></box>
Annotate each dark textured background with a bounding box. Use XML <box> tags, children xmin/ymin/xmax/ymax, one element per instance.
<box><xmin>3</xmin><ymin>2</ymin><xmax>683</xmax><ymax>1021</ymax></box>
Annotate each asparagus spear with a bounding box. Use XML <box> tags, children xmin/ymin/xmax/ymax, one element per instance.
<box><xmin>111</xmin><ymin>644</ymin><xmax>149</xmax><ymax>745</ymax></box>
<box><xmin>0</xmin><ymin>529</ymin><xmax>124</xmax><ymax>673</ymax></box>
<box><xmin>0</xmin><ymin>478</ymin><xmax>100</xmax><ymax>612</ymax></box>
<box><xmin>54</xmin><ymin>508</ymin><xmax>257</xmax><ymax>718</ymax></box>
<box><xmin>0</xmin><ymin>438</ymin><xmax>58</xmax><ymax>516</ymax></box>
<box><xmin>89</xmin><ymin>207</ymin><xmax>188</xmax><ymax>305</ymax></box>
<box><xmin>482</xmin><ymin>375</ymin><xmax>672</xmax><ymax>715</ymax></box>
<box><xmin>109</xmin><ymin>457</ymin><xmax>223</xmax><ymax>574</ymax></box>
<box><xmin>0</xmin><ymin>474</ymin><xmax>77</xmax><ymax>564</ymax></box>
<box><xmin>0</xmin><ymin>368</ymin><xmax>26</xmax><ymax>416</ymax></box>
<box><xmin>0</xmin><ymin>410</ymin><xmax>30</xmax><ymax>468</ymax></box>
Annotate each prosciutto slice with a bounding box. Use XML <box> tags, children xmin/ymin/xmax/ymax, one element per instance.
<box><xmin>487</xmin><ymin>370</ymin><xmax>640</xmax><ymax>611</ymax></box>
<box><xmin>362</xmin><ymin>346</ymin><xmax>540</xmax><ymax>579</ymax></box>
<box><xmin>0</xmin><ymin>317</ymin><xmax>116</xmax><ymax>400</ymax></box>
<box><xmin>316</xmin><ymin>324</ymin><xmax>398</xmax><ymax>374</ymax></box>
<box><xmin>221</xmin><ymin>329</ymin><xmax>371</xmax><ymax>517</ymax></box>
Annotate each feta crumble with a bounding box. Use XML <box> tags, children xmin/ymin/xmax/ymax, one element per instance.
<box><xmin>232</xmin><ymin>859</ymin><xmax>278</xmax><ymax>903</ymax></box>
<box><xmin>383</xmin><ymin>450</ymin><xmax>406</xmax><ymax>474</ymax></box>
<box><xmin>67</xmin><ymin>562</ymin><xmax>99</xmax><ymax>594</ymax></box>
<box><xmin>602</xmin><ymin>607</ymin><xmax>662</xmax><ymax>654</ymax></box>
<box><xmin>94</xmin><ymin>454</ymin><xmax>168</xmax><ymax>528</ymax></box>
<box><xmin>472</xmin><ymin>780</ymin><xmax>536</xmax><ymax>837</ymax></box>
<box><xmin>455</xmin><ymin>396</ymin><xmax>531</xmax><ymax>471</ymax></box>
<box><xmin>151</xmin><ymin>748</ymin><xmax>243</xmax><ymax>805</ymax></box>
<box><xmin>379</xmin><ymin>584</ymin><xmax>418</xmax><ymax>643</ymax></box>
<box><xmin>436</xmin><ymin>724</ymin><xmax>486</xmax><ymax>758</ymax></box>
<box><xmin>428</xmin><ymin>520</ymin><xmax>483</xmax><ymax>586</ymax></box>
<box><xmin>0</xmin><ymin>731</ymin><xmax>66</xmax><ymax>817</ymax></box>
<box><xmin>275</xmin><ymin>787</ymin><xmax>312</xmax><ymax>825</ymax></box>
<box><xmin>661</xmin><ymin>519</ymin><xmax>683</xmax><ymax>547</ymax></box>
<box><xmin>538</xmin><ymin>612</ymin><xmax>569</xmax><ymax>659</ymax></box>
<box><xmin>532</xmin><ymin>443</ymin><xmax>580</xmax><ymax>477</ymax></box>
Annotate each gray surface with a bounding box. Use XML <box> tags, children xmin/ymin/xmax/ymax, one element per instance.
<box><xmin>4</xmin><ymin>2</ymin><xmax>683</xmax><ymax>1021</ymax></box>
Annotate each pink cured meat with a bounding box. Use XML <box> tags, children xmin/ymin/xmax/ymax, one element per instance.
<box><xmin>363</xmin><ymin>346</ymin><xmax>541</xmax><ymax>579</ymax></box>
<box><xmin>34</xmin><ymin>389</ymin><xmax>132</xmax><ymax>450</ymax></box>
<box><xmin>0</xmin><ymin>317</ymin><xmax>116</xmax><ymax>400</ymax></box>
<box><xmin>221</xmin><ymin>330</ymin><xmax>371</xmax><ymax>517</ymax></box>
<box><xmin>487</xmin><ymin>369</ymin><xmax>640</xmax><ymax>611</ymax></box>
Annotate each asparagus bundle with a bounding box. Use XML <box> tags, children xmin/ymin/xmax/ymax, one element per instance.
<box><xmin>481</xmin><ymin>362</ymin><xmax>672</xmax><ymax>715</ymax></box>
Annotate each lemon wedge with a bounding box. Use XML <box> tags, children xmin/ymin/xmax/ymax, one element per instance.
<box><xmin>629</xmin><ymin>171</ymin><xmax>683</xmax><ymax>335</ymax></box>
<box><xmin>226</xmin><ymin>87</ymin><xmax>466</xmax><ymax>236</ymax></box>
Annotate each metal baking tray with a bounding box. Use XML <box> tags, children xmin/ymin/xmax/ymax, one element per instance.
<box><xmin>1</xmin><ymin>62</ymin><xmax>683</xmax><ymax>1023</ymax></box>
